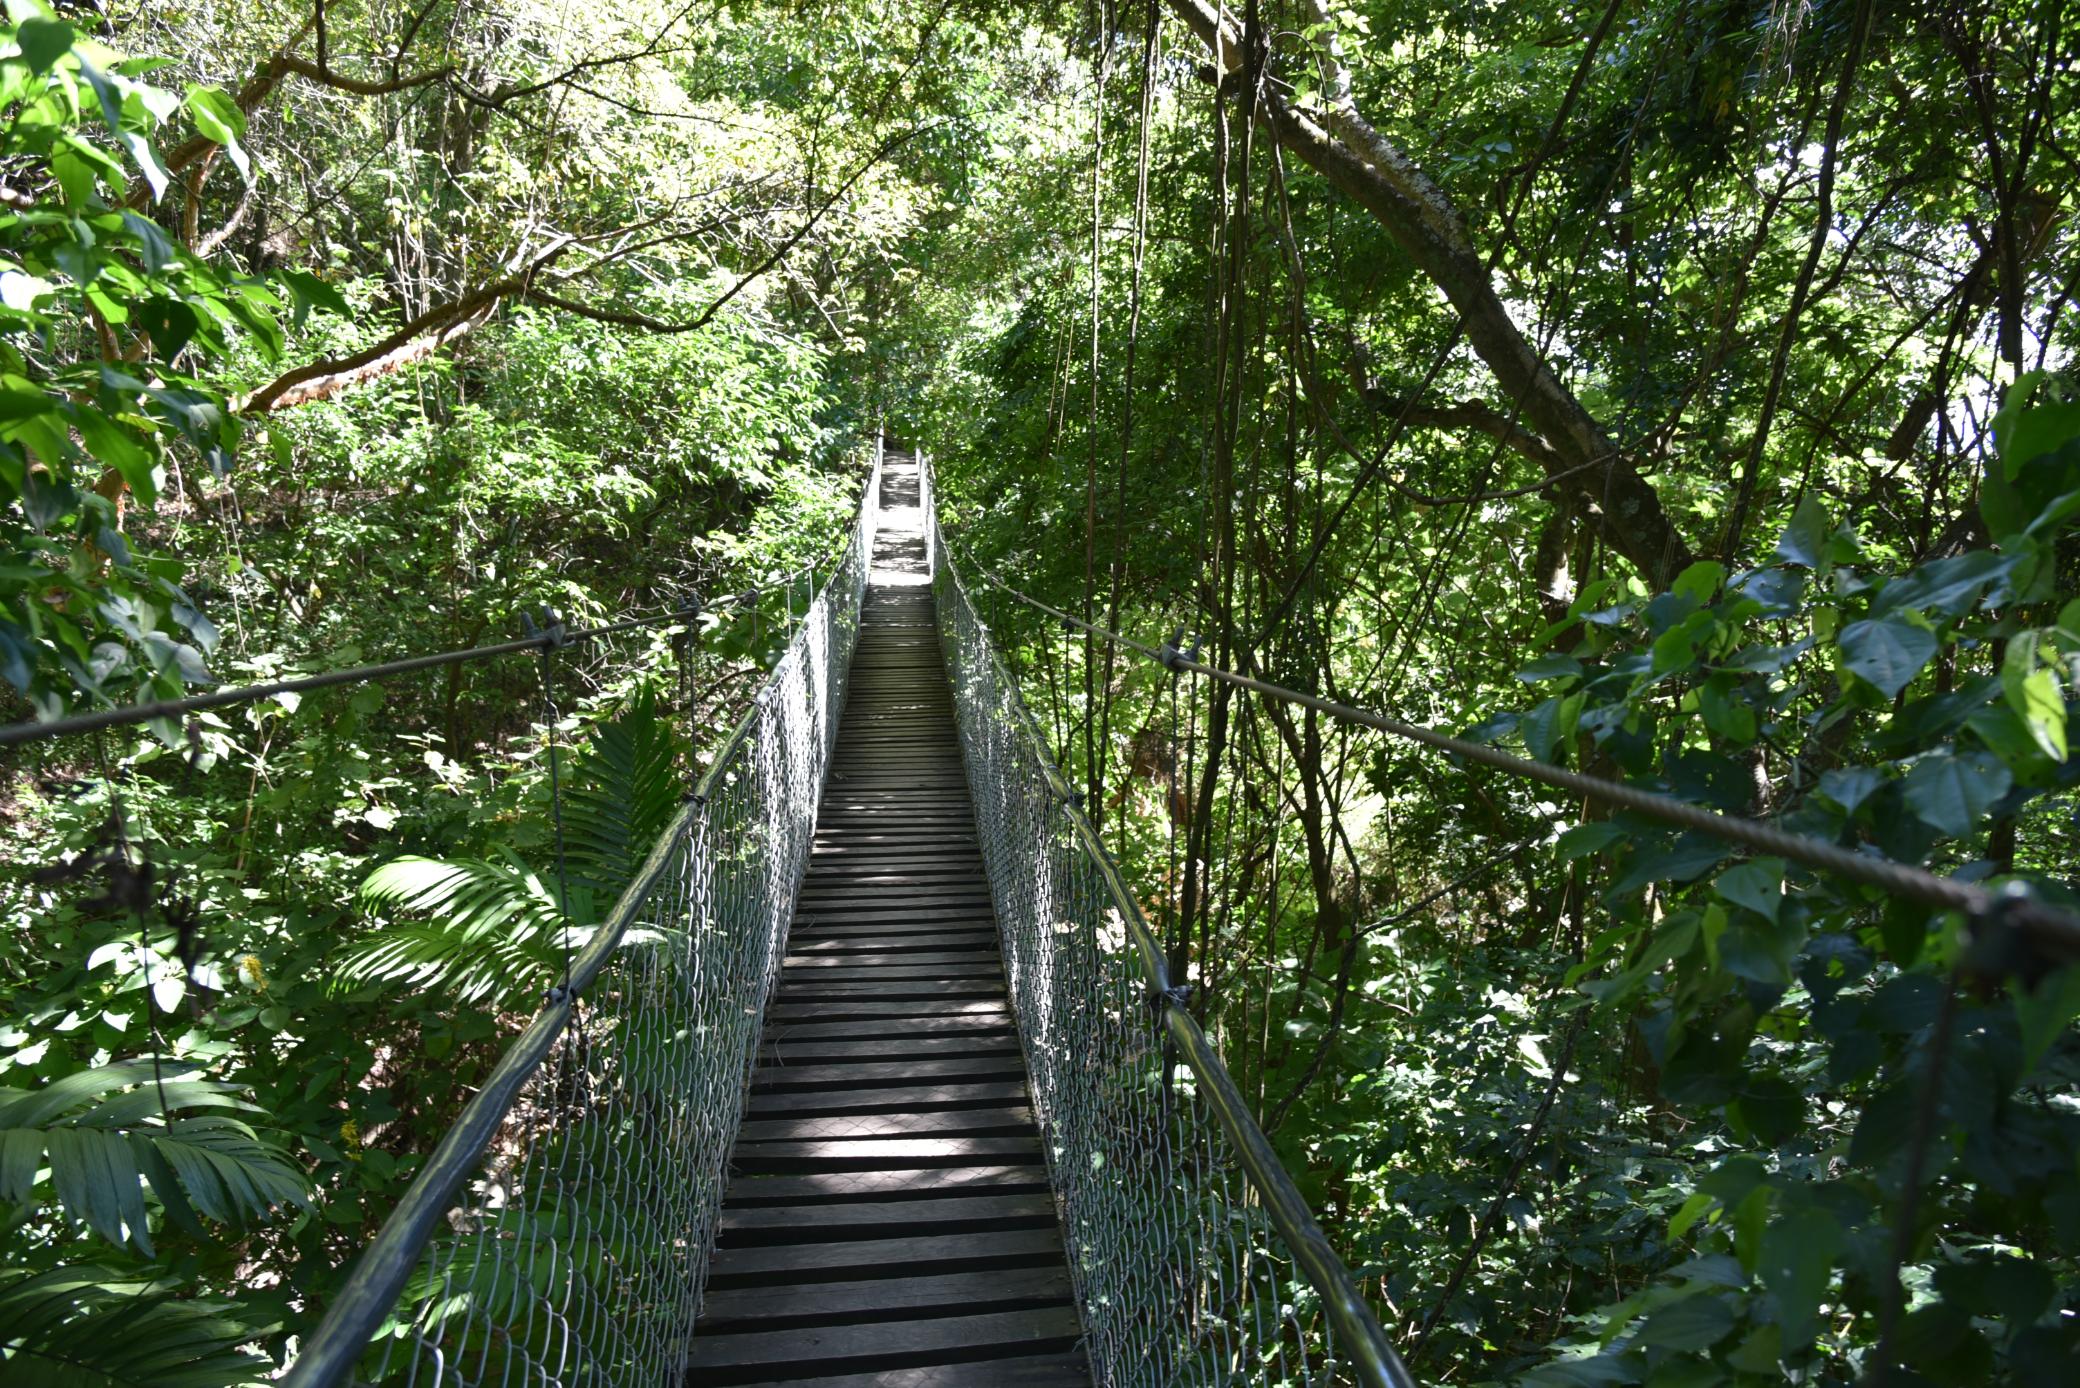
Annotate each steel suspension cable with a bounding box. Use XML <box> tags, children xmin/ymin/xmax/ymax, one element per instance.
<box><xmin>949</xmin><ymin>542</ymin><xmax>2080</xmax><ymax>962</ymax></box>
<box><xmin>0</xmin><ymin>562</ymin><xmax>831</xmax><ymax>750</ymax></box>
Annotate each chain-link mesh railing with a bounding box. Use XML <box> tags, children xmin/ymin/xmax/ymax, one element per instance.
<box><xmin>286</xmin><ymin>447</ymin><xmax>881</xmax><ymax>1388</ymax></box>
<box><xmin>930</xmin><ymin>495</ymin><xmax>1415</xmax><ymax>1388</ymax></box>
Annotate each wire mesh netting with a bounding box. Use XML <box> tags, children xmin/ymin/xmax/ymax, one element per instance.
<box><xmin>931</xmin><ymin>522</ymin><xmax>1363</xmax><ymax>1388</ymax></box>
<box><xmin>336</xmin><ymin>462</ymin><xmax>878</xmax><ymax>1388</ymax></box>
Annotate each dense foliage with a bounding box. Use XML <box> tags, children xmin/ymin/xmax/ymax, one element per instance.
<box><xmin>1</xmin><ymin>0</ymin><xmax>2076</xmax><ymax>1384</ymax></box>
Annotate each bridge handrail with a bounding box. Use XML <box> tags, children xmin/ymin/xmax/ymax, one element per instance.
<box><xmin>926</xmin><ymin>456</ymin><xmax>1419</xmax><ymax>1388</ymax></box>
<box><xmin>283</xmin><ymin>439</ymin><xmax>884</xmax><ymax>1388</ymax></box>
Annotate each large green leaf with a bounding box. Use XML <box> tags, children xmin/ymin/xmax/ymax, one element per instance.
<box><xmin>1838</xmin><ymin>617</ymin><xmax>1936</xmax><ymax>699</ymax></box>
<box><xmin>1902</xmin><ymin>749</ymin><xmax>2013</xmax><ymax>838</ymax></box>
<box><xmin>344</xmin><ymin>694</ymin><xmax>687</xmax><ymax>1005</ymax></box>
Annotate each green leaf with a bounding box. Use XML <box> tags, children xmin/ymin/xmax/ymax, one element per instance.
<box><xmin>1698</xmin><ymin>680</ymin><xmax>1755</xmax><ymax>743</ymax></box>
<box><xmin>0</xmin><ymin>1061</ymin><xmax>304</xmax><ymax>1253</ymax></box>
<box><xmin>182</xmin><ymin>83</ymin><xmax>243</xmax><ymax>141</ymax></box>
<box><xmin>1902</xmin><ymin>749</ymin><xmax>2013</xmax><ymax>837</ymax></box>
<box><xmin>280</xmin><ymin>268</ymin><xmax>351</xmax><ymax>322</ymax></box>
<box><xmin>2014</xmin><ymin>965</ymin><xmax>2080</xmax><ymax>1073</ymax></box>
<box><xmin>1997</xmin><ymin>400</ymin><xmax>2080</xmax><ymax>477</ymax></box>
<box><xmin>1729</xmin><ymin>1074</ymin><xmax>1803</xmax><ymax>1144</ymax></box>
<box><xmin>2001</xmin><ymin>637</ymin><xmax>2068</xmax><ymax>762</ymax></box>
<box><xmin>1517</xmin><ymin>653</ymin><xmax>1583</xmax><ymax>683</ymax></box>
<box><xmin>1672</xmin><ymin>559</ymin><xmax>1726</xmax><ymax>604</ymax></box>
<box><xmin>1522</xmin><ymin>694</ymin><xmax>1571</xmax><ymax>763</ymax></box>
<box><xmin>1776</xmin><ymin>496</ymin><xmax>1830</xmax><ymax>566</ymax></box>
<box><xmin>1612</xmin><ymin>833</ymin><xmax>1729</xmax><ymax>894</ymax></box>
<box><xmin>1838</xmin><ymin>617</ymin><xmax>1936</xmax><ymax>698</ymax></box>
<box><xmin>80</xmin><ymin>62</ymin><xmax>172</xmax><ymax>201</ymax></box>
<box><xmin>120</xmin><ymin>211</ymin><xmax>175</xmax><ymax>272</ymax></box>
<box><xmin>1637</xmin><ymin>1293</ymin><xmax>1736</xmax><ymax>1350</ymax></box>
<box><xmin>1668</xmin><ymin>1190</ymin><xmax>1715</xmax><ymax>1240</ymax></box>
<box><xmin>1870</xmin><ymin>551</ymin><xmax>2016</xmax><ymax>620</ymax></box>
<box><xmin>1817</xmin><ymin>766</ymin><xmax>1883</xmax><ymax>814</ymax></box>
<box><xmin>0</xmin><ymin>1263</ymin><xmax>265</xmax><ymax>1388</ymax></box>
<box><xmin>1558</xmin><ymin>821</ymin><xmax>1626</xmax><ymax>861</ymax></box>
<box><xmin>1714</xmin><ymin>859</ymin><xmax>1784</xmax><ymax>922</ymax></box>
<box><xmin>1758</xmin><ymin>1207</ymin><xmax>1840</xmax><ymax>1351</ymax></box>
<box><xmin>18</xmin><ymin>17</ymin><xmax>75</xmax><ymax>74</ymax></box>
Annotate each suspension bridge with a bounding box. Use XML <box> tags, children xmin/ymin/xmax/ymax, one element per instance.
<box><xmin>256</xmin><ymin>443</ymin><xmax>1412</xmax><ymax>1388</ymax></box>
<box><xmin>17</xmin><ymin>438</ymin><xmax>2070</xmax><ymax>1387</ymax></box>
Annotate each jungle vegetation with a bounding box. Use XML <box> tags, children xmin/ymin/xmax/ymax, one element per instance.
<box><xmin>1</xmin><ymin>0</ymin><xmax>2077</xmax><ymax>1384</ymax></box>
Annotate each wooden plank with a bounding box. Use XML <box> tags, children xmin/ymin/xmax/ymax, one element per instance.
<box><xmin>727</xmin><ymin>1135</ymin><xmax>1044</xmax><ymax>1172</ymax></box>
<box><xmin>722</xmin><ymin>1165</ymin><xmax>1051</xmax><ymax>1206</ymax></box>
<box><xmin>795</xmin><ymin>891</ymin><xmax>996</xmax><ymax>908</ymax></box>
<box><xmin>758</xmin><ymin>1033</ymin><xmax>1023</xmax><ymax>1064</ymax></box>
<box><xmin>777</xmin><ymin>967</ymin><xmax>1002</xmax><ymax>986</ymax></box>
<box><xmin>703</xmin><ymin>1227</ymin><xmax>1065</xmax><ymax>1285</ymax></box>
<box><xmin>719</xmin><ymin>1192</ymin><xmax>1056</xmax><ymax>1243</ymax></box>
<box><xmin>705</xmin><ymin>1353</ymin><xmax>1091</xmax><ymax>1388</ymax></box>
<box><xmin>683</xmin><ymin>1306</ymin><xmax>1084</xmax><ymax>1375</ymax></box>
<box><xmin>789</xmin><ymin>906</ymin><xmax>996</xmax><ymax>926</ymax></box>
<box><xmin>775</xmin><ymin>980</ymin><xmax>1006</xmax><ymax>1000</ymax></box>
<box><xmin>801</xmin><ymin>863</ymin><xmax>986</xmax><ymax>879</ymax></box>
<box><xmin>780</xmin><ymin>952</ymin><xmax>1002</xmax><ymax>972</ymax></box>
<box><xmin>744</xmin><ymin>1080</ymin><xmax>1030</xmax><ymax>1116</ymax></box>
<box><xmin>734</xmin><ymin>1106</ymin><xmax>1037</xmax><ymax>1143</ymax></box>
<box><xmin>784</xmin><ymin>934</ymin><xmax>998</xmax><ymax>952</ymax></box>
<box><xmin>750</xmin><ymin>1057</ymin><xmax>1028</xmax><ymax>1091</ymax></box>
<box><xmin>782</xmin><ymin>946</ymin><xmax>1000</xmax><ymax>964</ymax></box>
<box><xmin>758</xmin><ymin>1015</ymin><xmax>1018</xmax><ymax>1043</ymax></box>
<box><xmin>764</xmin><ymin>998</ymin><xmax>1010</xmax><ymax>1023</ymax></box>
<box><xmin>695</xmin><ymin>1266</ymin><xmax>1073</xmax><ymax>1331</ymax></box>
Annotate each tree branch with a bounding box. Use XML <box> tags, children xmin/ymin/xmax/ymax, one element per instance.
<box><xmin>1166</xmin><ymin>0</ymin><xmax>1698</xmax><ymax>586</ymax></box>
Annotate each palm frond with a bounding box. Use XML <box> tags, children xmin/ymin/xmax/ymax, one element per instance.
<box><xmin>343</xmin><ymin>694</ymin><xmax>686</xmax><ymax>1007</ymax></box>
<box><xmin>562</xmin><ymin>687</ymin><xmax>687</xmax><ymax>900</ymax></box>
<box><xmin>342</xmin><ymin>854</ymin><xmax>570</xmax><ymax>1006</ymax></box>
<box><xmin>0</xmin><ymin>1262</ymin><xmax>268</xmax><ymax>1387</ymax></box>
<box><xmin>0</xmin><ymin>1060</ymin><xmax>307</xmax><ymax>1256</ymax></box>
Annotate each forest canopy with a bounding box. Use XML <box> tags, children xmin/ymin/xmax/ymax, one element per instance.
<box><xmin>1</xmin><ymin>0</ymin><xmax>2077</xmax><ymax>1384</ymax></box>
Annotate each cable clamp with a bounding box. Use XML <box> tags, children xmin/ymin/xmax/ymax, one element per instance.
<box><xmin>1159</xmin><ymin>626</ymin><xmax>1189</xmax><ymax>672</ymax></box>
<box><xmin>1148</xmin><ymin>981</ymin><xmax>1193</xmax><ymax>1012</ymax></box>
<box><xmin>523</xmin><ymin>609</ymin><xmax>571</xmax><ymax>650</ymax></box>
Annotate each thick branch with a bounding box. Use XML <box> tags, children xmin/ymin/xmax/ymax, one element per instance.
<box><xmin>1359</xmin><ymin>389</ymin><xmax>1568</xmax><ymax>474</ymax></box>
<box><xmin>236</xmin><ymin>242</ymin><xmax>572</xmax><ymax>413</ymax></box>
<box><xmin>1167</xmin><ymin>0</ymin><xmax>1696</xmax><ymax>586</ymax></box>
<box><xmin>235</xmin><ymin>281</ymin><xmax>511</xmax><ymax>413</ymax></box>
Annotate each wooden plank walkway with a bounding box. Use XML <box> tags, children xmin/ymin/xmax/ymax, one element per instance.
<box><xmin>687</xmin><ymin>458</ymin><xmax>1090</xmax><ymax>1387</ymax></box>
